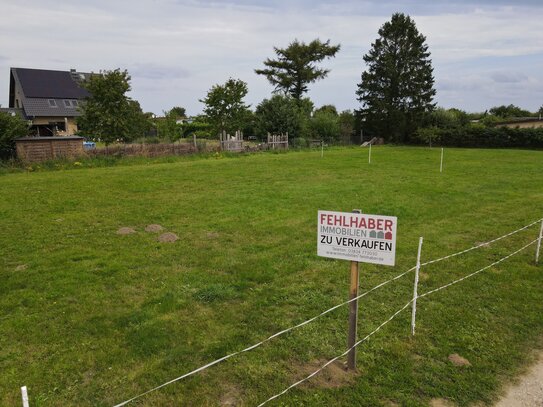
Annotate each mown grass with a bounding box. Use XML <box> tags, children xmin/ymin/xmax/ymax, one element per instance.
<box><xmin>0</xmin><ymin>146</ymin><xmax>542</xmax><ymax>407</ymax></box>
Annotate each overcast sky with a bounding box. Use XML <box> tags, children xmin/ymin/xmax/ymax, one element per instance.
<box><xmin>1</xmin><ymin>0</ymin><xmax>542</xmax><ymax>115</ymax></box>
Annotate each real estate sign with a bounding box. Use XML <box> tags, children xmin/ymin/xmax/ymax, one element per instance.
<box><xmin>317</xmin><ymin>210</ymin><xmax>397</xmax><ymax>266</ymax></box>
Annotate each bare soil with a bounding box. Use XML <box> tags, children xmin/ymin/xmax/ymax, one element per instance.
<box><xmin>448</xmin><ymin>353</ymin><xmax>471</xmax><ymax>367</ymax></box>
<box><xmin>157</xmin><ymin>232</ymin><xmax>178</xmax><ymax>243</ymax></box>
<box><xmin>116</xmin><ymin>227</ymin><xmax>136</xmax><ymax>235</ymax></box>
<box><xmin>294</xmin><ymin>359</ymin><xmax>358</xmax><ymax>389</ymax></box>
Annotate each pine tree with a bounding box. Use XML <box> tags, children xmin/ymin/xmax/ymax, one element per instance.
<box><xmin>255</xmin><ymin>39</ymin><xmax>340</xmax><ymax>100</ymax></box>
<box><xmin>356</xmin><ymin>13</ymin><xmax>436</xmax><ymax>143</ymax></box>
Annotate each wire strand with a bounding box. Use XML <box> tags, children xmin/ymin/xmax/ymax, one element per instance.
<box><xmin>112</xmin><ymin>219</ymin><xmax>541</xmax><ymax>406</ymax></box>
<box><xmin>256</xmin><ymin>238</ymin><xmax>537</xmax><ymax>406</ymax></box>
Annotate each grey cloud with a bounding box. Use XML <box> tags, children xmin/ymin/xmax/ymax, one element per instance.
<box><xmin>130</xmin><ymin>64</ymin><xmax>192</xmax><ymax>80</ymax></box>
<box><xmin>489</xmin><ymin>71</ymin><xmax>528</xmax><ymax>83</ymax></box>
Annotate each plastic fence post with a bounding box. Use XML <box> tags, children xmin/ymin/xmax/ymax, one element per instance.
<box><xmin>411</xmin><ymin>237</ymin><xmax>424</xmax><ymax>336</ymax></box>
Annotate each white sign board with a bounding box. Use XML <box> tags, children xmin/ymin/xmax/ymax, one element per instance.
<box><xmin>317</xmin><ymin>210</ymin><xmax>397</xmax><ymax>266</ymax></box>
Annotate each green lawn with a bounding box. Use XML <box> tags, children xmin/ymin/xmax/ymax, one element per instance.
<box><xmin>1</xmin><ymin>146</ymin><xmax>542</xmax><ymax>407</ymax></box>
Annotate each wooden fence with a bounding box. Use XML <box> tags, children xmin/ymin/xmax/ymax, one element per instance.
<box><xmin>220</xmin><ymin>130</ymin><xmax>244</xmax><ymax>152</ymax></box>
<box><xmin>267</xmin><ymin>133</ymin><xmax>288</xmax><ymax>150</ymax></box>
<box><xmin>86</xmin><ymin>142</ymin><xmax>196</xmax><ymax>158</ymax></box>
<box><xmin>15</xmin><ymin>136</ymin><xmax>84</xmax><ymax>162</ymax></box>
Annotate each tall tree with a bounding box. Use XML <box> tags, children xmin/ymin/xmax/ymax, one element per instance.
<box><xmin>78</xmin><ymin>69</ymin><xmax>148</xmax><ymax>145</ymax></box>
<box><xmin>356</xmin><ymin>13</ymin><xmax>436</xmax><ymax>143</ymax></box>
<box><xmin>255</xmin><ymin>95</ymin><xmax>312</xmax><ymax>140</ymax></box>
<box><xmin>170</xmin><ymin>106</ymin><xmax>186</xmax><ymax>118</ymax></box>
<box><xmin>488</xmin><ymin>104</ymin><xmax>531</xmax><ymax>118</ymax></box>
<box><xmin>156</xmin><ymin>109</ymin><xmax>181</xmax><ymax>142</ymax></box>
<box><xmin>255</xmin><ymin>39</ymin><xmax>340</xmax><ymax>100</ymax></box>
<box><xmin>200</xmin><ymin>78</ymin><xmax>250</xmax><ymax>136</ymax></box>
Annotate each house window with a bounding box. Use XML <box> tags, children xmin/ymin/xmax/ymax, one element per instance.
<box><xmin>48</xmin><ymin>99</ymin><xmax>57</xmax><ymax>107</ymax></box>
<box><xmin>72</xmin><ymin>100</ymin><xmax>79</xmax><ymax>107</ymax></box>
<box><xmin>64</xmin><ymin>100</ymin><xmax>72</xmax><ymax>107</ymax></box>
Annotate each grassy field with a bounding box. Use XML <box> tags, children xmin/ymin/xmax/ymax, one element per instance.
<box><xmin>1</xmin><ymin>146</ymin><xmax>542</xmax><ymax>407</ymax></box>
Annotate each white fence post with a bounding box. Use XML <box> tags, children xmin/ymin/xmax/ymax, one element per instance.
<box><xmin>440</xmin><ymin>147</ymin><xmax>444</xmax><ymax>173</ymax></box>
<box><xmin>368</xmin><ymin>143</ymin><xmax>372</xmax><ymax>164</ymax></box>
<box><xmin>21</xmin><ymin>386</ymin><xmax>29</xmax><ymax>407</ymax></box>
<box><xmin>411</xmin><ymin>237</ymin><xmax>424</xmax><ymax>336</ymax></box>
<box><xmin>321</xmin><ymin>140</ymin><xmax>324</xmax><ymax>158</ymax></box>
<box><xmin>536</xmin><ymin>219</ymin><xmax>543</xmax><ymax>264</ymax></box>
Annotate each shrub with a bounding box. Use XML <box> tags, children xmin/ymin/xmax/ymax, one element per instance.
<box><xmin>291</xmin><ymin>137</ymin><xmax>308</xmax><ymax>148</ymax></box>
<box><xmin>0</xmin><ymin>112</ymin><xmax>28</xmax><ymax>159</ymax></box>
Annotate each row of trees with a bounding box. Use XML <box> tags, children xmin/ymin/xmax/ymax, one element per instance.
<box><xmin>76</xmin><ymin>12</ymin><xmax>543</xmax><ymax>146</ymax></box>
<box><xmin>2</xmin><ymin>11</ymin><xmax>540</xmax><ymax>157</ymax></box>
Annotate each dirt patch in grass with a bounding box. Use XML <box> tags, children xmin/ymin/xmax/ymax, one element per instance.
<box><xmin>448</xmin><ymin>353</ymin><xmax>471</xmax><ymax>367</ymax></box>
<box><xmin>157</xmin><ymin>232</ymin><xmax>178</xmax><ymax>243</ymax></box>
<box><xmin>15</xmin><ymin>264</ymin><xmax>27</xmax><ymax>271</ymax></box>
<box><xmin>117</xmin><ymin>227</ymin><xmax>136</xmax><ymax>235</ymax></box>
<box><xmin>145</xmin><ymin>224</ymin><xmax>164</xmax><ymax>233</ymax></box>
<box><xmin>220</xmin><ymin>384</ymin><xmax>241</xmax><ymax>406</ymax></box>
<box><xmin>430</xmin><ymin>398</ymin><xmax>456</xmax><ymax>407</ymax></box>
<box><xmin>206</xmin><ymin>231</ymin><xmax>220</xmax><ymax>239</ymax></box>
<box><xmin>293</xmin><ymin>359</ymin><xmax>358</xmax><ymax>389</ymax></box>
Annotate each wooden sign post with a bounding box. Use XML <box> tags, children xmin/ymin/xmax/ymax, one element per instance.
<box><xmin>347</xmin><ymin>209</ymin><xmax>361</xmax><ymax>370</ymax></box>
<box><xmin>317</xmin><ymin>209</ymin><xmax>398</xmax><ymax>372</ymax></box>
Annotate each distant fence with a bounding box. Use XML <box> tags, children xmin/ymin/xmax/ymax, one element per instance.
<box><xmin>15</xmin><ymin>136</ymin><xmax>84</xmax><ymax>162</ymax></box>
<box><xmin>267</xmin><ymin>133</ymin><xmax>288</xmax><ymax>150</ymax></box>
<box><xmin>220</xmin><ymin>130</ymin><xmax>244</xmax><ymax>152</ymax></box>
<box><xmin>86</xmin><ymin>142</ymin><xmax>196</xmax><ymax>158</ymax></box>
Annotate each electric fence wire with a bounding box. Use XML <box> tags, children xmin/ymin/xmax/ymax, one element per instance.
<box><xmin>256</xmin><ymin>238</ymin><xmax>538</xmax><ymax>406</ymax></box>
<box><xmin>112</xmin><ymin>219</ymin><xmax>541</xmax><ymax>407</ymax></box>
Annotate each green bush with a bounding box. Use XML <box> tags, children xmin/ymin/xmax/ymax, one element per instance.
<box><xmin>419</xmin><ymin>124</ymin><xmax>543</xmax><ymax>148</ymax></box>
<box><xmin>0</xmin><ymin>112</ymin><xmax>28</xmax><ymax>159</ymax></box>
<box><xmin>291</xmin><ymin>137</ymin><xmax>308</xmax><ymax>148</ymax></box>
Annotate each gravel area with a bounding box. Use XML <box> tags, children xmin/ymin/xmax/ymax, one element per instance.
<box><xmin>494</xmin><ymin>350</ymin><xmax>543</xmax><ymax>407</ymax></box>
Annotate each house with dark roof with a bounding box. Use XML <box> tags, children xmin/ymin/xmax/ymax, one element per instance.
<box><xmin>9</xmin><ymin>67</ymin><xmax>91</xmax><ymax>136</ymax></box>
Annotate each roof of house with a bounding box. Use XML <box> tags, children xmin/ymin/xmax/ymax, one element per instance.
<box><xmin>23</xmin><ymin>98</ymin><xmax>82</xmax><ymax>118</ymax></box>
<box><xmin>14</xmin><ymin>68</ymin><xmax>90</xmax><ymax>99</ymax></box>
<box><xmin>9</xmin><ymin>67</ymin><xmax>91</xmax><ymax>118</ymax></box>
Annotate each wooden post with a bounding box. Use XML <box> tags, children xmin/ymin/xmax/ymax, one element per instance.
<box><xmin>193</xmin><ymin>134</ymin><xmax>197</xmax><ymax>151</ymax></box>
<box><xmin>347</xmin><ymin>209</ymin><xmax>361</xmax><ymax>370</ymax></box>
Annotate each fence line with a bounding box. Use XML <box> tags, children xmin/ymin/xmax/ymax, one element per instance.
<box><xmin>257</xmin><ymin>238</ymin><xmax>538</xmax><ymax>406</ymax></box>
<box><xmin>420</xmin><ymin>218</ymin><xmax>541</xmax><ymax>267</ymax></box>
<box><xmin>111</xmin><ymin>218</ymin><xmax>541</xmax><ymax>406</ymax></box>
<box><xmin>257</xmin><ymin>300</ymin><xmax>415</xmax><ymax>406</ymax></box>
<box><xmin>418</xmin><ymin>239</ymin><xmax>537</xmax><ymax>299</ymax></box>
